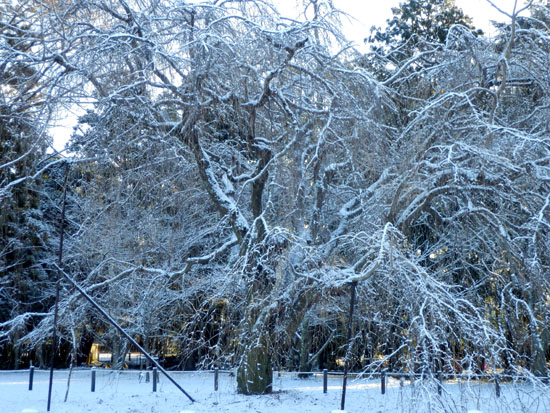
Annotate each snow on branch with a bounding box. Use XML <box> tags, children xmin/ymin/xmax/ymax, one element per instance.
<box><xmin>0</xmin><ymin>312</ymin><xmax>49</xmax><ymax>340</ymax></box>
<box><xmin>348</xmin><ymin>222</ymin><xmax>394</xmax><ymax>284</ymax></box>
<box><xmin>184</xmin><ymin>234</ymin><xmax>239</xmax><ymax>272</ymax></box>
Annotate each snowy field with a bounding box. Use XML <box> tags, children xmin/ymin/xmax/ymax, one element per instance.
<box><xmin>1</xmin><ymin>369</ymin><xmax>550</xmax><ymax>413</ymax></box>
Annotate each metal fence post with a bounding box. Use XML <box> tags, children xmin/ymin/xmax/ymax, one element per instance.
<box><xmin>29</xmin><ymin>366</ymin><xmax>35</xmax><ymax>391</ymax></box>
<box><xmin>153</xmin><ymin>367</ymin><xmax>158</xmax><ymax>392</ymax></box>
<box><xmin>214</xmin><ymin>368</ymin><xmax>219</xmax><ymax>391</ymax></box>
<box><xmin>381</xmin><ymin>371</ymin><xmax>386</xmax><ymax>395</ymax></box>
<box><xmin>495</xmin><ymin>375</ymin><xmax>501</xmax><ymax>398</ymax></box>
<box><xmin>323</xmin><ymin>369</ymin><xmax>328</xmax><ymax>393</ymax></box>
<box><xmin>91</xmin><ymin>367</ymin><xmax>96</xmax><ymax>392</ymax></box>
<box><xmin>437</xmin><ymin>372</ymin><xmax>442</xmax><ymax>395</ymax></box>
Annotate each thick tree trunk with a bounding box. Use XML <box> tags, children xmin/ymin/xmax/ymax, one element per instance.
<box><xmin>236</xmin><ymin>273</ymin><xmax>274</xmax><ymax>395</ymax></box>
<box><xmin>298</xmin><ymin>316</ymin><xmax>312</xmax><ymax>378</ymax></box>
<box><xmin>235</xmin><ymin>274</ymin><xmax>320</xmax><ymax>394</ymax></box>
<box><xmin>531</xmin><ymin>345</ymin><xmax>547</xmax><ymax>377</ymax></box>
<box><xmin>237</xmin><ymin>338</ymin><xmax>272</xmax><ymax>394</ymax></box>
<box><xmin>530</xmin><ymin>329</ymin><xmax>548</xmax><ymax>377</ymax></box>
<box><xmin>528</xmin><ymin>287</ymin><xmax>548</xmax><ymax>377</ymax></box>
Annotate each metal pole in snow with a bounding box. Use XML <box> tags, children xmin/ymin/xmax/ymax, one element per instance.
<box><xmin>29</xmin><ymin>366</ymin><xmax>34</xmax><ymax>391</ymax></box>
<box><xmin>53</xmin><ymin>263</ymin><xmax>195</xmax><ymax>403</ymax></box>
<box><xmin>46</xmin><ymin>280</ymin><xmax>60</xmax><ymax>412</ymax></box>
<box><xmin>91</xmin><ymin>368</ymin><xmax>96</xmax><ymax>392</ymax></box>
<box><xmin>340</xmin><ymin>281</ymin><xmax>358</xmax><ymax>411</ymax></box>
<box><xmin>47</xmin><ymin>163</ymin><xmax>69</xmax><ymax>412</ymax></box>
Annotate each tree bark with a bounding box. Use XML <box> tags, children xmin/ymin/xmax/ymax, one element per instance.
<box><xmin>237</xmin><ymin>337</ymin><xmax>272</xmax><ymax>394</ymax></box>
<box><xmin>298</xmin><ymin>315</ymin><xmax>312</xmax><ymax>378</ymax></box>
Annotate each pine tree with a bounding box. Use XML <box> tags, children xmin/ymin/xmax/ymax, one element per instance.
<box><xmin>368</xmin><ymin>0</ymin><xmax>482</xmax><ymax>52</ymax></box>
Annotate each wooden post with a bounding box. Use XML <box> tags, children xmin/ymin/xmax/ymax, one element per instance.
<box><xmin>29</xmin><ymin>366</ymin><xmax>35</xmax><ymax>391</ymax></box>
<box><xmin>437</xmin><ymin>371</ymin><xmax>442</xmax><ymax>395</ymax></box>
<box><xmin>214</xmin><ymin>368</ymin><xmax>219</xmax><ymax>391</ymax></box>
<box><xmin>381</xmin><ymin>371</ymin><xmax>386</xmax><ymax>395</ymax></box>
<box><xmin>495</xmin><ymin>375</ymin><xmax>500</xmax><ymax>398</ymax></box>
<box><xmin>146</xmin><ymin>371</ymin><xmax>150</xmax><ymax>383</ymax></box>
<box><xmin>91</xmin><ymin>368</ymin><xmax>96</xmax><ymax>392</ymax></box>
<box><xmin>323</xmin><ymin>369</ymin><xmax>328</xmax><ymax>394</ymax></box>
<box><xmin>153</xmin><ymin>367</ymin><xmax>158</xmax><ymax>392</ymax></box>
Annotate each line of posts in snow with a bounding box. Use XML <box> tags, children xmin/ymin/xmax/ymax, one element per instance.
<box><xmin>26</xmin><ymin>366</ymin><xmax>511</xmax><ymax>397</ymax></box>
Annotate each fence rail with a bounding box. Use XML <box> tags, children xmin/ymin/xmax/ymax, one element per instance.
<box><xmin>3</xmin><ymin>366</ymin><xmax>550</xmax><ymax>413</ymax></box>
<box><xmin>2</xmin><ymin>366</ymin><xmax>546</xmax><ymax>399</ymax></box>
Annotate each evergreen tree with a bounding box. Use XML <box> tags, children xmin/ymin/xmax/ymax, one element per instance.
<box><xmin>363</xmin><ymin>0</ymin><xmax>482</xmax><ymax>81</ymax></box>
<box><xmin>368</xmin><ymin>0</ymin><xmax>482</xmax><ymax>53</ymax></box>
<box><xmin>0</xmin><ymin>0</ymin><xmax>63</xmax><ymax>368</ymax></box>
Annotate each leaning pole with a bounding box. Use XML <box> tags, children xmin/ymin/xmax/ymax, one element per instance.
<box><xmin>53</xmin><ymin>262</ymin><xmax>196</xmax><ymax>403</ymax></box>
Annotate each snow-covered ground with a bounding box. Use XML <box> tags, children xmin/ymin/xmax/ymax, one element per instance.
<box><xmin>1</xmin><ymin>369</ymin><xmax>549</xmax><ymax>413</ymax></box>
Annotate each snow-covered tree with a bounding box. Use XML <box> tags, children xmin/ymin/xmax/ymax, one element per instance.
<box><xmin>2</xmin><ymin>1</ymin><xmax>549</xmax><ymax>402</ymax></box>
<box><xmin>0</xmin><ymin>0</ymin><xmax>67</xmax><ymax>368</ymax></box>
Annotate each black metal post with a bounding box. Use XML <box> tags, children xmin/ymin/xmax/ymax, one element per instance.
<box><xmin>381</xmin><ymin>371</ymin><xmax>386</xmax><ymax>394</ymax></box>
<box><xmin>323</xmin><ymin>369</ymin><xmax>328</xmax><ymax>394</ymax></box>
<box><xmin>437</xmin><ymin>371</ymin><xmax>442</xmax><ymax>395</ymax></box>
<box><xmin>91</xmin><ymin>368</ymin><xmax>96</xmax><ymax>392</ymax></box>
<box><xmin>47</xmin><ymin>280</ymin><xmax>60</xmax><ymax>413</ymax></box>
<box><xmin>214</xmin><ymin>368</ymin><xmax>219</xmax><ymax>391</ymax></box>
<box><xmin>29</xmin><ymin>366</ymin><xmax>34</xmax><ymax>391</ymax></box>
<box><xmin>496</xmin><ymin>375</ymin><xmax>500</xmax><ymax>398</ymax></box>
<box><xmin>340</xmin><ymin>281</ymin><xmax>358</xmax><ymax>411</ymax></box>
<box><xmin>153</xmin><ymin>367</ymin><xmax>158</xmax><ymax>392</ymax></box>
<box><xmin>47</xmin><ymin>163</ymin><xmax>69</xmax><ymax>412</ymax></box>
